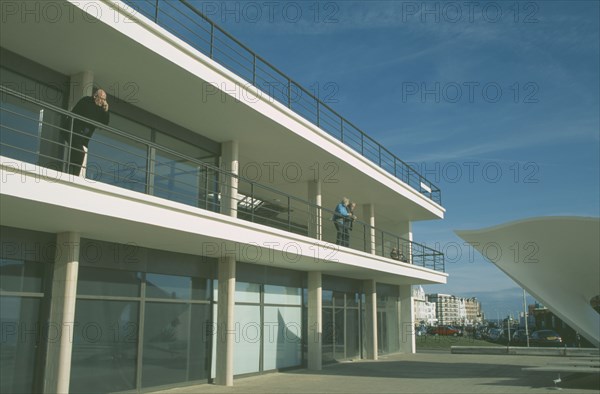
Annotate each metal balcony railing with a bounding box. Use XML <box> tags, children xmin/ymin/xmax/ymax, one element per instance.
<box><xmin>0</xmin><ymin>86</ymin><xmax>444</xmax><ymax>272</ymax></box>
<box><xmin>120</xmin><ymin>0</ymin><xmax>442</xmax><ymax>205</ymax></box>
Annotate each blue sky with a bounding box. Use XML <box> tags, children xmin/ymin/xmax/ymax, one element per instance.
<box><xmin>189</xmin><ymin>0</ymin><xmax>600</xmax><ymax>319</ymax></box>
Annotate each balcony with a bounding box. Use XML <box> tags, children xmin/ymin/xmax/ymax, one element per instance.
<box><xmin>118</xmin><ymin>0</ymin><xmax>442</xmax><ymax>206</ymax></box>
<box><xmin>0</xmin><ymin>85</ymin><xmax>444</xmax><ymax>272</ymax></box>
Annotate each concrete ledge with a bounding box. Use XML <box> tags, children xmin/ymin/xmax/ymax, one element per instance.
<box><xmin>522</xmin><ymin>366</ymin><xmax>600</xmax><ymax>374</ymax></box>
<box><xmin>451</xmin><ymin>346</ymin><xmax>599</xmax><ymax>356</ymax></box>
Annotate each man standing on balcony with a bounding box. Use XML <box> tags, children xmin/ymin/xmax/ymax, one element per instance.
<box><xmin>333</xmin><ymin>197</ymin><xmax>352</xmax><ymax>246</ymax></box>
<box><xmin>67</xmin><ymin>88</ymin><xmax>110</xmax><ymax>175</ymax></box>
<box><xmin>344</xmin><ymin>201</ymin><xmax>357</xmax><ymax>247</ymax></box>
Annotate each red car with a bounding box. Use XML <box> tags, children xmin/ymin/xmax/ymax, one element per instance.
<box><xmin>430</xmin><ymin>325</ymin><xmax>462</xmax><ymax>336</ymax></box>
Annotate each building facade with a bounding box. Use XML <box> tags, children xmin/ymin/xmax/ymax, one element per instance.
<box><xmin>0</xmin><ymin>1</ymin><xmax>446</xmax><ymax>393</ymax></box>
<box><xmin>413</xmin><ymin>286</ymin><xmax>437</xmax><ymax>325</ymax></box>
<box><xmin>464</xmin><ymin>297</ymin><xmax>483</xmax><ymax>325</ymax></box>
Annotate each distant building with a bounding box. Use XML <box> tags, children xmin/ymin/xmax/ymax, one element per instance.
<box><xmin>465</xmin><ymin>297</ymin><xmax>483</xmax><ymax>325</ymax></box>
<box><xmin>413</xmin><ymin>286</ymin><xmax>437</xmax><ymax>325</ymax></box>
<box><xmin>427</xmin><ymin>294</ymin><xmax>482</xmax><ymax>325</ymax></box>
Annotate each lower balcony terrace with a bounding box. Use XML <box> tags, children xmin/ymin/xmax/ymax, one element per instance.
<box><xmin>0</xmin><ymin>85</ymin><xmax>444</xmax><ymax>272</ymax></box>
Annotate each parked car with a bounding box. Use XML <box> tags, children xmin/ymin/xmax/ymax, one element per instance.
<box><xmin>511</xmin><ymin>329</ymin><xmax>529</xmax><ymax>345</ymax></box>
<box><xmin>530</xmin><ymin>330</ymin><xmax>562</xmax><ymax>346</ymax></box>
<box><xmin>489</xmin><ymin>328</ymin><xmax>515</xmax><ymax>343</ymax></box>
<box><xmin>429</xmin><ymin>325</ymin><xmax>462</xmax><ymax>336</ymax></box>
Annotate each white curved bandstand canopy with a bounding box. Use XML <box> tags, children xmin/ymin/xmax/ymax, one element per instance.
<box><xmin>456</xmin><ymin>216</ymin><xmax>600</xmax><ymax>348</ymax></box>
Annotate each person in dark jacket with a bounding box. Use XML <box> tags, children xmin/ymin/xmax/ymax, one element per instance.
<box><xmin>67</xmin><ymin>88</ymin><xmax>110</xmax><ymax>175</ymax></box>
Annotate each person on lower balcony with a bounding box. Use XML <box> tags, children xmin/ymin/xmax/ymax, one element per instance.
<box><xmin>67</xmin><ymin>88</ymin><xmax>110</xmax><ymax>175</ymax></box>
<box><xmin>344</xmin><ymin>201</ymin><xmax>357</xmax><ymax>247</ymax></box>
<box><xmin>332</xmin><ymin>197</ymin><xmax>352</xmax><ymax>246</ymax></box>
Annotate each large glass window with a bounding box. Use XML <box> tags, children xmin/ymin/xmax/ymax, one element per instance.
<box><xmin>0</xmin><ymin>260</ymin><xmax>46</xmax><ymax>394</ymax></box>
<box><xmin>322</xmin><ymin>289</ymin><xmax>362</xmax><ymax>362</ymax></box>
<box><xmin>72</xmin><ymin>266</ymin><xmax>213</xmax><ymax>392</ymax></box>
<box><xmin>69</xmin><ymin>300</ymin><xmax>139</xmax><ymax>394</ymax></box>
<box><xmin>141</xmin><ymin>302</ymin><xmax>211</xmax><ymax>387</ymax></box>
<box><xmin>377</xmin><ymin>295</ymin><xmax>400</xmax><ymax>355</ymax></box>
<box><xmin>233</xmin><ymin>304</ymin><xmax>261</xmax><ymax>375</ymax></box>
<box><xmin>87</xmin><ymin>114</ymin><xmax>150</xmax><ymax>193</ymax></box>
<box><xmin>77</xmin><ymin>266</ymin><xmax>141</xmax><ymax>297</ymax></box>
<box><xmin>0</xmin><ymin>67</ymin><xmax>65</xmax><ymax>169</ymax></box>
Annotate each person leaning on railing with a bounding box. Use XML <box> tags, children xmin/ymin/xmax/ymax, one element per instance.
<box><xmin>67</xmin><ymin>88</ymin><xmax>110</xmax><ymax>175</ymax></box>
<box><xmin>344</xmin><ymin>201</ymin><xmax>357</xmax><ymax>247</ymax></box>
<box><xmin>332</xmin><ymin>197</ymin><xmax>354</xmax><ymax>246</ymax></box>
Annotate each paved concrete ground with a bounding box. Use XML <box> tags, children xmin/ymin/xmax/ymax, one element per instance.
<box><xmin>154</xmin><ymin>351</ymin><xmax>599</xmax><ymax>394</ymax></box>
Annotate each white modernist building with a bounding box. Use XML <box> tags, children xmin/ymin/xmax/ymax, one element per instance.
<box><xmin>0</xmin><ymin>1</ymin><xmax>447</xmax><ymax>393</ymax></box>
<box><xmin>456</xmin><ymin>216</ymin><xmax>599</xmax><ymax>347</ymax></box>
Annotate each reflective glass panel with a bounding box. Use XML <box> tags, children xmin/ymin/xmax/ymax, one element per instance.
<box><xmin>77</xmin><ymin>266</ymin><xmax>141</xmax><ymax>297</ymax></box>
<box><xmin>233</xmin><ymin>304</ymin><xmax>260</xmax><ymax>375</ymax></box>
<box><xmin>0</xmin><ymin>260</ymin><xmax>43</xmax><ymax>293</ymax></box>
<box><xmin>263</xmin><ymin>306</ymin><xmax>302</xmax><ymax>370</ymax></box>
<box><xmin>70</xmin><ymin>299</ymin><xmax>139</xmax><ymax>394</ymax></box>
<box><xmin>142</xmin><ymin>302</ymin><xmax>211</xmax><ymax>387</ymax></box>
<box><xmin>0</xmin><ymin>296</ymin><xmax>42</xmax><ymax>394</ymax></box>
<box><xmin>264</xmin><ymin>285</ymin><xmax>301</xmax><ymax>305</ymax></box>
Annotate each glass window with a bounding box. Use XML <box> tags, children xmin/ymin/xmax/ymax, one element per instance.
<box><xmin>70</xmin><ymin>299</ymin><xmax>139</xmax><ymax>394</ymax></box>
<box><xmin>155</xmin><ymin>132</ymin><xmax>214</xmax><ymax>162</ymax></box>
<box><xmin>233</xmin><ymin>304</ymin><xmax>261</xmax><ymax>375</ymax></box>
<box><xmin>0</xmin><ymin>94</ymin><xmax>44</xmax><ymax>165</ymax></box>
<box><xmin>142</xmin><ymin>302</ymin><xmax>211</xmax><ymax>387</ymax></box>
<box><xmin>0</xmin><ymin>260</ymin><xmax>43</xmax><ymax>293</ymax></box>
<box><xmin>0</xmin><ymin>67</ymin><xmax>65</xmax><ymax>169</ymax></box>
<box><xmin>334</xmin><ymin>291</ymin><xmax>345</xmax><ymax>307</ymax></box>
<box><xmin>0</xmin><ymin>296</ymin><xmax>42</xmax><ymax>394</ymax></box>
<box><xmin>264</xmin><ymin>285</ymin><xmax>301</xmax><ymax>305</ymax></box>
<box><xmin>146</xmin><ymin>273</ymin><xmax>191</xmax><ymax>300</ymax></box>
<box><xmin>109</xmin><ymin>113</ymin><xmax>152</xmax><ymax>142</ymax></box>
<box><xmin>153</xmin><ymin>149</ymin><xmax>203</xmax><ymax>207</ymax></box>
<box><xmin>263</xmin><ymin>306</ymin><xmax>302</xmax><ymax>370</ymax></box>
<box><xmin>235</xmin><ymin>282</ymin><xmax>260</xmax><ymax>303</ymax></box>
<box><xmin>322</xmin><ymin>290</ymin><xmax>333</xmax><ymax>306</ymax></box>
<box><xmin>346</xmin><ymin>308</ymin><xmax>360</xmax><ymax>359</ymax></box>
<box><xmin>87</xmin><ymin>129</ymin><xmax>148</xmax><ymax>193</ymax></box>
<box><xmin>322</xmin><ymin>307</ymin><xmax>334</xmax><ymax>362</ymax></box>
<box><xmin>77</xmin><ymin>267</ymin><xmax>141</xmax><ymax>297</ymax></box>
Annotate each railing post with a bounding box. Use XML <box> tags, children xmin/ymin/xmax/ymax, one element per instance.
<box><xmin>154</xmin><ymin>0</ymin><xmax>159</xmax><ymax>22</ymax></box>
<box><xmin>252</xmin><ymin>55</ymin><xmax>256</xmax><ymax>85</ymax></box>
<box><xmin>340</xmin><ymin>118</ymin><xmax>344</xmax><ymax>142</ymax></box>
<box><xmin>250</xmin><ymin>183</ymin><xmax>255</xmax><ymax>222</ymax></box>
<box><xmin>210</xmin><ymin>23</ymin><xmax>215</xmax><ymax>59</ymax></box>
<box><xmin>288</xmin><ymin>80</ymin><xmax>292</xmax><ymax>108</ymax></box>
<box><xmin>287</xmin><ymin>196</ymin><xmax>291</xmax><ymax>231</ymax></box>
<box><xmin>64</xmin><ymin>116</ymin><xmax>74</xmax><ymax>174</ymax></box>
<box><xmin>316</xmin><ymin>101</ymin><xmax>320</xmax><ymax>127</ymax></box>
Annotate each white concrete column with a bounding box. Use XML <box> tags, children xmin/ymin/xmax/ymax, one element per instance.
<box><xmin>307</xmin><ymin>271</ymin><xmax>322</xmax><ymax>370</ymax></box>
<box><xmin>220</xmin><ymin>141</ymin><xmax>239</xmax><ymax>218</ymax></box>
<box><xmin>362</xmin><ymin>203</ymin><xmax>375</xmax><ymax>254</ymax></box>
<box><xmin>68</xmin><ymin>71</ymin><xmax>94</xmax><ymax>110</ymax></box>
<box><xmin>43</xmin><ymin>232</ymin><xmax>80</xmax><ymax>394</ymax></box>
<box><xmin>399</xmin><ymin>285</ymin><xmax>415</xmax><ymax>353</ymax></box>
<box><xmin>307</xmin><ymin>180</ymin><xmax>322</xmax><ymax>240</ymax></box>
<box><xmin>215</xmin><ymin>255</ymin><xmax>236</xmax><ymax>386</ymax></box>
<box><xmin>363</xmin><ymin>279</ymin><xmax>378</xmax><ymax>360</ymax></box>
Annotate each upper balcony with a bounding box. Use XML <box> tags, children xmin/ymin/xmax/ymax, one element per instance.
<box><xmin>118</xmin><ymin>0</ymin><xmax>442</xmax><ymax>206</ymax></box>
<box><xmin>0</xmin><ymin>0</ymin><xmax>444</xmax><ymax>230</ymax></box>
